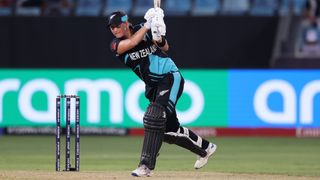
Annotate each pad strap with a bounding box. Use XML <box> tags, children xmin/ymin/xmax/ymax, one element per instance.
<box><xmin>164</xmin><ymin>131</ymin><xmax>207</xmax><ymax>157</ymax></box>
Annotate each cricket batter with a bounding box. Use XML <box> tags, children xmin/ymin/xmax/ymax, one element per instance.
<box><xmin>108</xmin><ymin>8</ymin><xmax>217</xmax><ymax>177</ymax></box>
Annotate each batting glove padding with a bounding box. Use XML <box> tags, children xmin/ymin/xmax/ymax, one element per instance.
<box><xmin>151</xmin><ymin>16</ymin><xmax>166</xmax><ymax>36</ymax></box>
<box><xmin>144</xmin><ymin>8</ymin><xmax>164</xmax><ymax>30</ymax></box>
<box><xmin>151</xmin><ymin>26</ymin><xmax>162</xmax><ymax>41</ymax></box>
<box><xmin>144</xmin><ymin>8</ymin><xmax>156</xmax><ymax>29</ymax></box>
<box><xmin>145</xmin><ymin>8</ymin><xmax>164</xmax><ymax>20</ymax></box>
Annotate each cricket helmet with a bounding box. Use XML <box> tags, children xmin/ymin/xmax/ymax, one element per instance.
<box><xmin>107</xmin><ymin>11</ymin><xmax>128</xmax><ymax>27</ymax></box>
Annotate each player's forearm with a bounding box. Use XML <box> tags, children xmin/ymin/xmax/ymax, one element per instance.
<box><xmin>159</xmin><ymin>41</ymin><xmax>169</xmax><ymax>51</ymax></box>
<box><xmin>129</xmin><ymin>27</ymin><xmax>149</xmax><ymax>47</ymax></box>
<box><xmin>156</xmin><ymin>36</ymin><xmax>169</xmax><ymax>51</ymax></box>
<box><xmin>117</xmin><ymin>27</ymin><xmax>149</xmax><ymax>54</ymax></box>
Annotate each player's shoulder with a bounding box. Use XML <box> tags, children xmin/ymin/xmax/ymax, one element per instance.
<box><xmin>110</xmin><ymin>38</ymin><xmax>121</xmax><ymax>53</ymax></box>
<box><xmin>111</xmin><ymin>37</ymin><xmax>120</xmax><ymax>44</ymax></box>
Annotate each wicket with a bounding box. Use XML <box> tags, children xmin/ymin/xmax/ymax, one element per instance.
<box><xmin>56</xmin><ymin>95</ymin><xmax>80</xmax><ymax>172</ymax></box>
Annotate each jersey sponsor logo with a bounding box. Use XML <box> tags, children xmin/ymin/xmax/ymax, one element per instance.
<box><xmin>128</xmin><ymin>45</ymin><xmax>157</xmax><ymax>61</ymax></box>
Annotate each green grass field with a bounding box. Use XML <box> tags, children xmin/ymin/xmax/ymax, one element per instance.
<box><xmin>0</xmin><ymin>136</ymin><xmax>319</xmax><ymax>179</ymax></box>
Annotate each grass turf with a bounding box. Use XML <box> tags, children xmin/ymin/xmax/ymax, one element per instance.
<box><xmin>0</xmin><ymin>136</ymin><xmax>319</xmax><ymax>177</ymax></box>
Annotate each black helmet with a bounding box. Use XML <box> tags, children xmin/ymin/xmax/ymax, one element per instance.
<box><xmin>107</xmin><ymin>11</ymin><xmax>128</xmax><ymax>27</ymax></box>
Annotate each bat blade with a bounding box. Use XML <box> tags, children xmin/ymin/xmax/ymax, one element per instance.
<box><xmin>154</xmin><ymin>0</ymin><xmax>161</xmax><ymax>8</ymax></box>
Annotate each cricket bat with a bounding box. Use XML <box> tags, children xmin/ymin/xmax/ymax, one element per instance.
<box><xmin>153</xmin><ymin>0</ymin><xmax>162</xmax><ymax>39</ymax></box>
<box><xmin>154</xmin><ymin>0</ymin><xmax>161</xmax><ymax>8</ymax></box>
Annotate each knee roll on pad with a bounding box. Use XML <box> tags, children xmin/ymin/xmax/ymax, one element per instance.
<box><xmin>143</xmin><ymin>103</ymin><xmax>167</xmax><ymax>131</ymax></box>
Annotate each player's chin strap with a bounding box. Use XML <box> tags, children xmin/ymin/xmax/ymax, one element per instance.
<box><xmin>164</xmin><ymin>127</ymin><xmax>207</xmax><ymax>157</ymax></box>
<box><xmin>139</xmin><ymin>103</ymin><xmax>166</xmax><ymax>170</ymax></box>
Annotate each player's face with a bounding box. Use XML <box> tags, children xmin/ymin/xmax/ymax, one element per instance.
<box><xmin>110</xmin><ymin>23</ymin><xmax>127</xmax><ymax>38</ymax></box>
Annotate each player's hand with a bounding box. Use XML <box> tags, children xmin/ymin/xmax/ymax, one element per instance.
<box><xmin>144</xmin><ymin>8</ymin><xmax>164</xmax><ymax>21</ymax></box>
<box><xmin>154</xmin><ymin>7</ymin><xmax>164</xmax><ymax>18</ymax></box>
<box><xmin>144</xmin><ymin>8</ymin><xmax>156</xmax><ymax>29</ymax></box>
<box><xmin>144</xmin><ymin>18</ymin><xmax>152</xmax><ymax>29</ymax></box>
<box><xmin>144</xmin><ymin>7</ymin><xmax>165</xmax><ymax>30</ymax></box>
<box><xmin>144</xmin><ymin>8</ymin><xmax>156</xmax><ymax>20</ymax></box>
<box><xmin>151</xmin><ymin>26</ymin><xmax>162</xmax><ymax>41</ymax></box>
<box><xmin>145</xmin><ymin>8</ymin><xmax>164</xmax><ymax>18</ymax></box>
<box><xmin>151</xmin><ymin>16</ymin><xmax>166</xmax><ymax>36</ymax></box>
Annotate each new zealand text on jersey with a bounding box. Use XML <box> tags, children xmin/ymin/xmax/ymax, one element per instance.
<box><xmin>129</xmin><ymin>45</ymin><xmax>157</xmax><ymax>61</ymax></box>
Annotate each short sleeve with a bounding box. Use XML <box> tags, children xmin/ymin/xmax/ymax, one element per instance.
<box><xmin>110</xmin><ymin>38</ymin><xmax>121</xmax><ymax>53</ymax></box>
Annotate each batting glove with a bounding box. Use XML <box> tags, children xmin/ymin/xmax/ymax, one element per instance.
<box><xmin>144</xmin><ymin>19</ymin><xmax>152</xmax><ymax>29</ymax></box>
<box><xmin>144</xmin><ymin>8</ymin><xmax>156</xmax><ymax>29</ymax></box>
<box><xmin>151</xmin><ymin>26</ymin><xmax>162</xmax><ymax>41</ymax></box>
<box><xmin>154</xmin><ymin>7</ymin><xmax>164</xmax><ymax>18</ymax></box>
<box><xmin>151</xmin><ymin>16</ymin><xmax>166</xmax><ymax>36</ymax></box>
<box><xmin>144</xmin><ymin>8</ymin><xmax>156</xmax><ymax>20</ymax></box>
